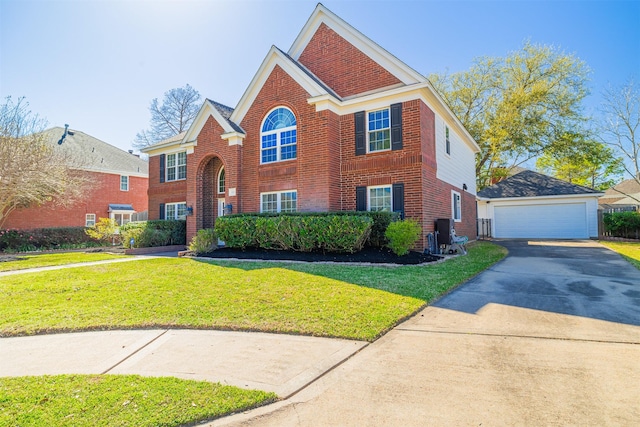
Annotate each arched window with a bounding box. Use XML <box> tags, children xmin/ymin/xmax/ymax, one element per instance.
<box><xmin>260</xmin><ymin>107</ymin><xmax>297</xmax><ymax>164</ymax></box>
<box><xmin>217</xmin><ymin>167</ymin><xmax>225</xmax><ymax>194</ymax></box>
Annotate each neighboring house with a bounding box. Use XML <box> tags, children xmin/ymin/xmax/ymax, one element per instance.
<box><xmin>2</xmin><ymin>127</ymin><xmax>148</xmax><ymax>230</ymax></box>
<box><xmin>598</xmin><ymin>177</ymin><xmax>640</xmax><ymax>210</ymax></box>
<box><xmin>477</xmin><ymin>170</ymin><xmax>603</xmax><ymax>239</ymax></box>
<box><xmin>141</xmin><ymin>4</ymin><xmax>480</xmax><ymax>249</ymax></box>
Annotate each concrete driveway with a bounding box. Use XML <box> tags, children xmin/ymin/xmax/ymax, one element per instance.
<box><xmin>215</xmin><ymin>240</ymin><xmax>640</xmax><ymax>426</ymax></box>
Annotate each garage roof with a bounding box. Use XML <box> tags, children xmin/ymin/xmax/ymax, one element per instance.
<box><xmin>478</xmin><ymin>170</ymin><xmax>601</xmax><ymax>199</ymax></box>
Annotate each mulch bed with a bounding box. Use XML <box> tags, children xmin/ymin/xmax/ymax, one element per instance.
<box><xmin>196</xmin><ymin>246</ymin><xmax>442</xmax><ymax>265</ymax></box>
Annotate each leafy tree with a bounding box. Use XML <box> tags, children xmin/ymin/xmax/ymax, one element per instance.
<box><xmin>0</xmin><ymin>96</ymin><xmax>91</xmax><ymax>229</ymax></box>
<box><xmin>134</xmin><ymin>84</ymin><xmax>201</xmax><ymax>148</ymax></box>
<box><xmin>430</xmin><ymin>41</ymin><xmax>590</xmax><ymax>188</ymax></box>
<box><xmin>536</xmin><ymin>133</ymin><xmax>623</xmax><ymax>190</ymax></box>
<box><xmin>599</xmin><ymin>78</ymin><xmax>639</xmax><ymax>198</ymax></box>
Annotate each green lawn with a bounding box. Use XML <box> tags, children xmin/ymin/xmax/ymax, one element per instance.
<box><xmin>0</xmin><ymin>252</ymin><xmax>129</xmax><ymax>272</ymax></box>
<box><xmin>0</xmin><ymin>374</ymin><xmax>276</xmax><ymax>427</ymax></box>
<box><xmin>0</xmin><ymin>241</ymin><xmax>506</xmax><ymax>426</ymax></box>
<box><xmin>599</xmin><ymin>240</ymin><xmax>640</xmax><ymax>270</ymax></box>
<box><xmin>0</xmin><ymin>241</ymin><xmax>506</xmax><ymax>341</ymax></box>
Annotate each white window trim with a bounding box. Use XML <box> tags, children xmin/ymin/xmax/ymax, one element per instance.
<box><xmin>260</xmin><ymin>190</ymin><xmax>298</xmax><ymax>213</ymax></box>
<box><xmin>217</xmin><ymin>166</ymin><xmax>225</xmax><ymax>194</ymax></box>
<box><xmin>260</xmin><ymin>107</ymin><xmax>297</xmax><ymax>164</ymax></box>
<box><xmin>85</xmin><ymin>214</ymin><xmax>96</xmax><ymax>227</ymax></box>
<box><xmin>165</xmin><ymin>202</ymin><xmax>187</xmax><ymax>220</ymax></box>
<box><xmin>166</xmin><ymin>151</ymin><xmax>187</xmax><ymax>182</ymax></box>
<box><xmin>110</xmin><ymin>211</ymin><xmax>133</xmax><ymax>226</ymax></box>
<box><xmin>367</xmin><ymin>107</ymin><xmax>391</xmax><ymax>154</ymax></box>
<box><xmin>120</xmin><ymin>175</ymin><xmax>129</xmax><ymax>191</ymax></box>
<box><xmin>452</xmin><ymin>190</ymin><xmax>462</xmax><ymax>222</ymax></box>
<box><xmin>367</xmin><ymin>185</ymin><xmax>393</xmax><ymax>212</ymax></box>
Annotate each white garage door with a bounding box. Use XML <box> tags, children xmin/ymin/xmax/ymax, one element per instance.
<box><xmin>494</xmin><ymin>203</ymin><xmax>588</xmax><ymax>239</ymax></box>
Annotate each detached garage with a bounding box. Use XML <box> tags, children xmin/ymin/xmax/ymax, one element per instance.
<box><xmin>477</xmin><ymin>170</ymin><xmax>603</xmax><ymax>239</ymax></box>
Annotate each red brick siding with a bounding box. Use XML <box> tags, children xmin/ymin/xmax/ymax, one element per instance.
<box><xmin>236</xmin><ymin>65</ymin><xmax>335</xmax><ymax>214</ymax></box>
<box><xmin>3</xmin><ymin>172</ymin><xmax>148</xmax><ymax>230</ymax></box>
<box><xmin>147</xmin><ymin>154</ymin><xmax>187</xmax><ymax>220</ymax></box>
<box><xmin>298</xmin><ymin>23</ymin><xmax>402</xmax><ymax>98</ymax></box>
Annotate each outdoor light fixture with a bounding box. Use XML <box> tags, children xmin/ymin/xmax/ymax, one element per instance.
<box><xmin>225</xmin><ymin>204</ymin><xmax>233</xmax><ymax>215</ymax></box>
<box><xmin>463</xmin><ymin>183</ymin><xmax>468</xmax><ymax>191</ymax></box>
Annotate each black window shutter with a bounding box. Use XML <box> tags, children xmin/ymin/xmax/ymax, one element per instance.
<box><xmin>392</xmin><ymin>183</ymin><xmax>404</xmax><ymax>219</ymax></box>
<box><xmin>159</xmin><ymin>154</ymin><xmax>166</xmax><ymax>183</ymax></box>
<box><xmin>159</xmin><ymin>203</ymin><xmax>165</xmax><ymax>220</ymax></box>
<box><xmin>356</xmin><ymin>186</ymin><xmax>367</xmax><ymax>211</ymax></box>
<box><xmin>390</xmin><ymin>103</ymin><xmax>403</xmax><ymax>151</ymax></box>
<box><xmin>355</xmin><ymin>111</ymin><xmax>366</xmax><ymax>156</ymax></box>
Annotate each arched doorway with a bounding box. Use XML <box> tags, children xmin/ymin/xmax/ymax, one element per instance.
<box><xmin>198</xmin><ymin>156</ymin><xmax>225</xmax><ymax>230</ymax></box>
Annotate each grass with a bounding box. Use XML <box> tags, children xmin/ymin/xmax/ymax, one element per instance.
<box><xmin>0</xmin><ymin>374</ymin><xmax>276</xmax><ymax>427</ymax></box>
<box><xmin>0</xmin><ymin>242</ymin><xmax>506</xmax><ymax>426</ymax></box>
<box><xmin>599</xmin><ymin>240</ymin><xmax>640</xmax><ymax>270</ymax></box>
<box><xmin>0</xmin><ymin>252</ymin><xmax>129</xmax><ymax>272</ymax></box>
<box><xmin>0</xmin><ymin>241</ymin><xmax>506</xmax><ymax>341</ymax></box>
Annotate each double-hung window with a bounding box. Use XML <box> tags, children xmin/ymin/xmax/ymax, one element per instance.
<box><xmin>166</xmin><ymin>202</ymin><xmax>187</xmax><ymax>220</ymax></box>
<box><xmin>260</xmin><ymin>190</ymin><xmax>297</xmax><ymax>213</ymax></box>
<box><xmin>368</xmin><ymin>185</ymin><xmax>392</xmax><ymax>212</ymax></box>
<box><xmin>261</xmin><ymin>107</ymin><xmax>297</xmax><ymax>164</ymax></box>
<box><xmin>120</xmin><ymin>175</ymin><xmax>129</xmax><ymax>191</ymax></box>
<box><xmin>166</xmin><ymin>152</ymin><xmax>187</xmax><ymax>181</ymax></box>
<box><xmin>368</xmin><ymin>109</ymin><xmax>391</xmax><ymax>152</ymax></box>
<box><xmin>85</xmin><ymin>214</ymin><xmax>96</xmax><ymax>227</ymax></box>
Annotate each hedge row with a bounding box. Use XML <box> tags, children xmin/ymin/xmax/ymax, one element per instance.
<box><xmin>0</xmin><ymin>227</ymin><xmax>102</xmax><ymax>252</ymax></box>
<box><xmin>603</xmin><ymin>211</ymin><xmax>640</xmax><ymax>239</ymax></box>
<box><xmin>215</xmin><ymin>213</ymin><xmax>374</xmax><ymax>253</ymax></box>
<box><xmin>120</xmin><ymin>220</ymin><xmax>186</xmax><ymax>248</ymax></box>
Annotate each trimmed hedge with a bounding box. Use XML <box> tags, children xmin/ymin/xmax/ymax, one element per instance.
<box><xmin>0</xmin><ymin>227</ymin><xmax>102</xmax><ymax>252</ymax></box>
<box><xmin>603</xmin><ymin>211</ymin><xmax>640</xmax><ymax>239</ymax></box>
<box><xmin>385</xmin><ymin>219</ymin><xmax>422</xmax><ymax>256</ymax></box>
<box><xmin>120</xmin><ymin>220</ymin><xmax>186</xmax><ymax>248</ymax></box>
<box><xmin>215</xmin><ymin>213</ymin><xmax>373</xmax><ymax>253</ymax></box>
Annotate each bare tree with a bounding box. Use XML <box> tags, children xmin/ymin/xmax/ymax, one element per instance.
<box><xmin>600</xmin><ymin>78</ymin><xmax>640</xmax><ymax>181</ymax></box>
<box><xmin>134</xmin><ymin>84</ymin><xmax>201</xmax><ymax>148</ymax></box>
<box><xmin>0</xmin><ymin>96</ymin><xmax>91</xmax><ymax>228</ymax></box>
<box><xmin>599</xmin><ymin>78</ymin><xmax>640</xmax><ymax>203</ymax></box>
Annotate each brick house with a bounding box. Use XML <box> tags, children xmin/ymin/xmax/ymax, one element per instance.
<box><xmin>142</xmin><ymin>4</ymin><xmax>479</xmax><ymax>249</ymax></box>
<box><xmin>2</xmin><ymin>127</ymin><xmax>148</xmax><ymax>230</ymax></box>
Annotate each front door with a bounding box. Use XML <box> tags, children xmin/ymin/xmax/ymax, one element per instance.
<box><xmin>217</xmin><ymin>198</ymin><xmax>225</xmax><ymax>246</ymax></box>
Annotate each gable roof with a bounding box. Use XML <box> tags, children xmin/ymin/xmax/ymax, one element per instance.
<box><xmin>477</xmin><ymin>170</ymin><xmax>602</xmax><ymax>199</ymax></box>
<box><xmin>40</xmin><ymin>127</ymin><xmax>148</xmax><ymax>176</ymax></box>
<box><xmin>230</xmin><ymin>45</ymin><xmax>339</xmax><ymax>124</ymax></box>
<box><xmin>288</xmin><ymin>3</ymin><xmax>424</xmax><ymax>85</ymax></box>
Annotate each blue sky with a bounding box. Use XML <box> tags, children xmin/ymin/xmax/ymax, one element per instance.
<box><xmin>1</xmin><ymin>0</ymin><xmax>638</xmax><ymax>153</ymax></box>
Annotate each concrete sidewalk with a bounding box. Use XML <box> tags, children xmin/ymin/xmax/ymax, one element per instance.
<box><xmin>0</xmin><ymin>329</ymin><xmax>367</xmax><ymax>398</ymax></box>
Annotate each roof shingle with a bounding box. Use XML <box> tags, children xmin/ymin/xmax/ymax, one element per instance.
<box><xmin>478</xmin><ymin>170</ymin><xmax>600</xmax><ymax>199</ymax></box>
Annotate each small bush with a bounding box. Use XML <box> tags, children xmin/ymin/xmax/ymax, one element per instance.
<box><xmin>120</xmin><ymin>220</ymin><xmax>186</xmax><ymax>248</ymax></box>
<box><xmin>385</xmin><ymin>219</ymin><xmax>422</xmax><ymax>256</ymax></box>
<box><xmin>85</xmin><ymin>218</ymin><xmax>120</xmax><ymax>244</ymax></box>
<box><xmin>189</xmin><ymin>228</ymin><xmax>218</xmax><ymax>254</ymax></box>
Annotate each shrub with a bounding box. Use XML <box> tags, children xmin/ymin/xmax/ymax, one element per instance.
<box><xmin>189</xmin><ymin>228</ymin><xmax>218</xmax><ymax>254</ymax></box>
<box><xmin>603</xmin><ymin>211</ymin><xmax>640</xmax><ymax>239</ymax></box>
<box><xmin>120</xmin><ymin>220</ymin><xmax>186</xmax><ymax>248</ymax></box>
<box><xmin>215</xmin><ymin>213</ymin><xmax>372</xmax><ymax>253</ymax></box>
<box><xmin>0</xmin><ymin>227</ymin><xmax>102</xmax><ymax>252</ymax></box>
<box><xmin>215</xmin><ymin>215</ymin><xmax>258</xmax><ymax>248</ymax></box>
<box><xmin>385</xmin><ymin>219</ymin><xmax>422</xmax><ymax>256</ymax></box>
<box><xmin>85</xmin><ymin>218</ymin><xmax>120</xmax><ymax>244</ymax></box>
